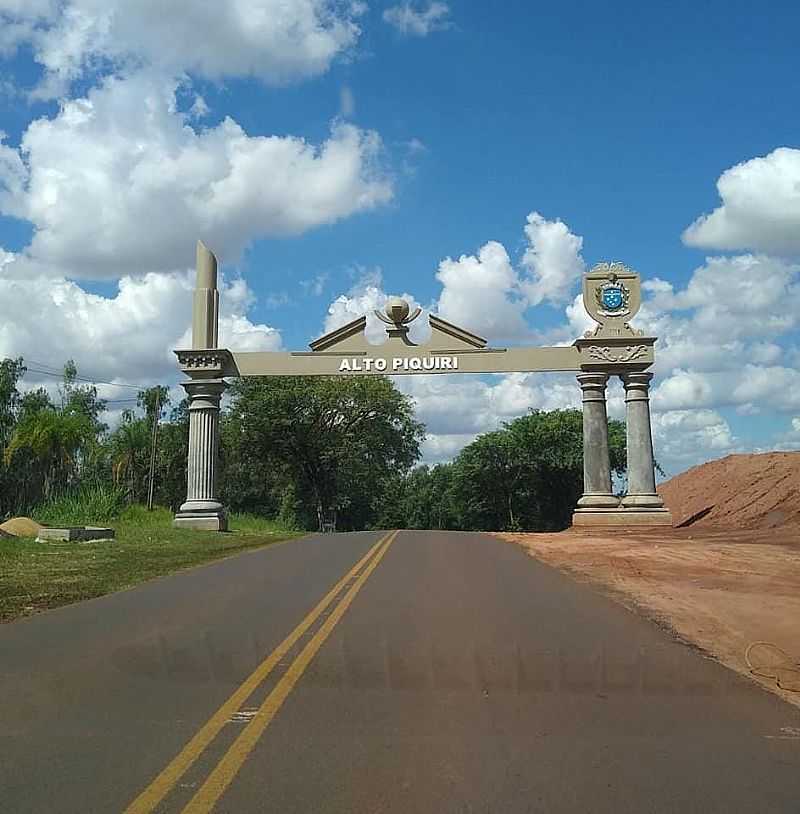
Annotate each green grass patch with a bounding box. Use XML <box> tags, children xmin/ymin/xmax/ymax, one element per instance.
<box><xmin>0</xmin><ymin>505</ymin><xmax>303</xmax><ymax>623</ymax></box>
<box><xmin>29</xmin><ymin>482</ymin><xmax>127</xmax><ymax>527</ymax></box>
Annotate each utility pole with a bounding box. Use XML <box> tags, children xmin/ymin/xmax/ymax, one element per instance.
<box><xmin>147</xmin><ymin>389</ymin><xmax>161</xmax><ymax>511</ymax></box>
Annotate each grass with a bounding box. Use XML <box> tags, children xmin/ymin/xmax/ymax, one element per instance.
<box><xmin>31</xmin><ymin>483</ymin><xmax>128</xmax><ymax>527</ymax></box>
<box><xmin>0</xmin><ymin>505</ymin><xmax>303</xmax><ymax>623</ymax></box>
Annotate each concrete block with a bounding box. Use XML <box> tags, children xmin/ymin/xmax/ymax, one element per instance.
<box><xmin>572</xmin><ymin>509</ymin><xmax>673</xmax><ymax>527</ymax></box>
<box><xmin>172</xmin><ymin>512</ymin><xmax>228</xmax><ymax>532</ymax></box>
<box><xmin>36</xmin><ymin>527</ymin><xmax>115</xmax><ymax>542</ymax></box>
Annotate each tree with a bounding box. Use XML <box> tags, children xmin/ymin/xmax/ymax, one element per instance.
<box><xmin>0</xmin><ymin>358</ymin><xmax>26</xmax><ymax>514</ymax></box>
<box><xmin>60</xmin><ymin>359</ymin><xmax>107</xmax><ymax>434</ymax></box>
<box><xmin>107</xmin><ymin>410</ymin><xmax>151</xmax><ymax>503</ymax></box>
<box><xmin>151</xmin><ymin>398</ymin><xmax>189</xmax><ymax>511</ymax></box>
<box><xmin>137</xmin><ymin>385</ymin><xmax>170</xmax><ymax>424</ymax></box>
<box><xmin>226</xmin><ymin>376</ymin><xmax>425</xmax><ymax>531</ymax></box>
<box><xmin>375</xmin><ymin>463</ymin><xmax>459</xmax><ymax>530</ymax></box>
<box><xmin>4</xmin><ymin>407</ymin><xmax>95</xmax><ymax>501</ymax></box>
<box><xmin>0</xmin><ymin>357</ymin><xmax>25</xmax><ymax>447</ymax></box>
<box><xmin>445</xmin><ymin>409</ymin><xmax>626</xmax><ymax>532</ymax></box>
<box><xmin>451</xmin><ymin>431</ymin><xmax>530</xmax><ymax>531</ymax></box>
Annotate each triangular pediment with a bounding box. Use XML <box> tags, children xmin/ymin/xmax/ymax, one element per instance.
<box><xmin>427</xmin><ymin>315</ymin><xmax>486</xmax><ymax>349</ymax></box>
<box><xmin>308</xmin><ymin>309</ymin><xmax>490</xmax><ymax>353</ymax></box>
<box><xmin>309</xmin><ymin>316</ymin><xmax>369</xmax><ymax>352</ymax></box>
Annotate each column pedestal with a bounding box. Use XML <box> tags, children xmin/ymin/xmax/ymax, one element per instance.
<box><xmin>173</xmin><ymin>378</ymin><xmax>228</xmax><ymax>531</ymax></box>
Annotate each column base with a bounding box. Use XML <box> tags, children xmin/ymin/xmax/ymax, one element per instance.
<box><xmin>576</xmin><ymin>493</ymin><xmax>621</xmax><ymax>509</ymax></box>
<box><xmin>173</xmin><ymin>502</ymin><xmax>228</xmax><ymax>532</ymax></box>
<box><xmin>572</xmin><ymin>508</ymin><xmax>673</xmax><ymax>527</ymax></box>
<box><xmin>621</xmin><ymin>492</ymin><xmax>666</xmax><ymax>509</ymax></box>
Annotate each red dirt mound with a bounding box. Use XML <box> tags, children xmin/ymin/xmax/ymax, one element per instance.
<box><xmin>658</xmin><ymin>451</ymin><xmax>800</xmax><ymax>530</ymax></box>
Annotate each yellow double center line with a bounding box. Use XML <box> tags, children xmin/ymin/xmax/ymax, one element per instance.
<box><xmin>124</xmin><ymin>530</ymin><xmax>398</xmax><ymax>814</ymax></box>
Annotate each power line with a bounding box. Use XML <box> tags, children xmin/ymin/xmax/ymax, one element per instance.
<box><xmin>23</xmin><ymin>363</ymin><xmax>147</xmax><ymax>391</ymax></box>
<box><xmin>23</xmin><ymin>357</ymin><xmax>148</xmax><ymax>388</ymax></box>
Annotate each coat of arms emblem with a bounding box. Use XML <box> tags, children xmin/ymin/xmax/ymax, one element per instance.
<box><xmin>595</xmin><ymin>276</ymin><xmax>630</xmax><ymax>316</ymax></box>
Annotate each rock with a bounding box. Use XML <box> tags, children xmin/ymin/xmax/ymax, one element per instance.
<box><xmin>0</xmin><ymin>516</ymin><xmax>44</xmax><ymax>537</ymax></box>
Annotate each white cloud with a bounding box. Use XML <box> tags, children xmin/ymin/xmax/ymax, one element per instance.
<box><xmin>0</xmin><ymin>259</ymin><xmax>280</xmax><ymax>388</ymax></box>
<box><xmin>520</xmin><ymin>211</ymin><xmax>585</xmax><ymax>306</ymax></box>
<box><xmin>651</xmin><ymin>369</ymin><xmax>715</xmax><ymax>411</ymax></box>
<box><xmin>0</xmin><ymin>0</ymin><xmax>362</xmax><ymax>96</ymax></box>
<box><xmin>323</xmin><ymin>268</ymin><xmax>427</xmax><ymax>344</ymax></box>
<box><xmin>188</xmin><ymin>94</ymin><xmax>209</xmax><ymax>119</ymax></box>
<box><xmin>563</xmin><ymin>292</ymin><xmax>596</xmax><ymax>341</ymax></box>
<box><xmin>651</xmin><ymin>363</ymin><xmax>800</xmax><ymax>415</ymax></box>
<box><xmin>0</xmin><ymin>71</ymin><xmax>392</xmax><ymax>278</ymax></box>
<box><xmin>748</xmin><ymin>342</ymin><xmax>782</xmax><ymax>365</ymax></box>
<box><xmin>434</xmin><ymin>212</ymin><xmax>586</xmax><ymax>342</ymax></box>
<box><xmin>383</xmin><ymin>2</ymin><xmax>451</xmax><ymax>37</ymax></box>
<box><xmin>635</xmin><ymin>254</ymin><xmax>800</xmax><ymax>464</ymax></box>
<box><xmin>731</xmin><ymin>364</ymin><xmax>800</xmax><ymax>412</ymax></box>
<box><xmin>764</xmin><ymin>419</ymin><xmax>800</xmax><ymax>452</ymax></box>
<box><xmin>436</xmin><ymin>241</ymin><xmax>528</xmax><ymax>341</ymax></box>
<box><xmin>635</xmin><ymin>255</ymin><xmax>800</xmax><ymax>379</ymax></box>
<box><xmin>683</xmin><ymin>148</ymin><xmax>800</xmax><ymax>255</ymax></box>
<box><xmin>671</xmin><ymin>255</ymin><xmax>799</xmax><ymax>338</ymax></box>
<box><xmin>651</xmin><ymin>409</ymin><xmax>735</xmax><ymax>474</ymax></box>
<box><xmin>420</xmin><ymin>433</ymin><xmax>476</xmax><ymax>463</ymax></box>
<box><xmin>300</xmin><ymin>273</ymin><xmax>329</xmax><ymax>297</ymax></box>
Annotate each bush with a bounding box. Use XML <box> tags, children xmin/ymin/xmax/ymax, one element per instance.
<box><xmin>33</xmin><ymin>483</ymin><xmax>127</xmax><ymax>526</ymax></box>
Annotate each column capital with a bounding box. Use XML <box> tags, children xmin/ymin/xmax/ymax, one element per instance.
<box><xmin>621</xmin><ymin>371</ymin><xmax>653</xmax><ymax>401</ymax></box>
<box><xmin>181</xmin><ymin>377</ymin><xmax>227</xmax><ymax>410</ymax></box>
<box><xmin>577</xmin><ymin>371</ymin><xmax>609</xmax><ymax>388</ymax></box>
<box><xmin>577</xmin><ymin>372</ymin><xmax>609</xmax><ymax>403</ymax></box>
<box><xmin>621</xmin><ymin>370</ymin><xmax>653</xmax><ymax>386</ymax></box>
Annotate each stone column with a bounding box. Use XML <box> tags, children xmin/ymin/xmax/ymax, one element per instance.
<box><xmin>173</xmin><ymin>378</ymin><xmax>228</xmax><ymax>531</ymax></box>
<box><xmin>576</xmin><ymin>372</ymin><xmax>620</xmax><ymax>509</ymax></box>
<box><xmin>620</xmin><ymin>372</ymin><xmax>665</xmax><ymax>509</ymax></box>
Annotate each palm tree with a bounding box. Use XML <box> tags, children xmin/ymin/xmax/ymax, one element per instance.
<box><xmin>108</xmin><ymin>412</ymin><xmax>151</xmax><ymax>503</ymax></box>
<box><xmin>4</xmin><ymin>408</ymin><xmax>95</xmax><ymax>499</ymax></box>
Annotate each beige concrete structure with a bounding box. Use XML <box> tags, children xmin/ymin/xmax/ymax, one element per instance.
<box><xmin>173</xmin><ymin>242</ymin><xmax>228</xmax><ymax>531</ymax></box>
<box><xmin>173</xmin><ymin>247</ymin><xmax>671</xmax><ymax>530</ymax></box>
<box><xmin>575</xmin><ymin>373</ymin><xmax>619</xmax><ymax>510</ymax></box>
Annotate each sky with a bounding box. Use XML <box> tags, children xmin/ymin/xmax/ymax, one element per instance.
<box><xmin>0</xmin><ymin>0</ymin><xmax>799</xmax><ymax>477</ymax></box>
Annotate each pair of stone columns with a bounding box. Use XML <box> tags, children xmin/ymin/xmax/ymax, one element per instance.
<box><xmin>576</xmin><ymin>371</ymin><xmax>666</xmax><ymax>513</ymax></box>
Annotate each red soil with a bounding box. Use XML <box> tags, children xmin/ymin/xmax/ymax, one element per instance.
<box><xmin>658</xmin><ymin>451</ymin><xmax>800</xmax><ymax>530</ymax></box>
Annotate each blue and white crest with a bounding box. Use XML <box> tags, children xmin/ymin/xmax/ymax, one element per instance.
<box><xmin>602</xmin><ymin>286</ymin><xmax>624</xmax><ymax>310</ymax></box>
<box><xmin>595</xmin><ymin>279</ymin><xmax>630</xmax><ymax>316</ymax></box>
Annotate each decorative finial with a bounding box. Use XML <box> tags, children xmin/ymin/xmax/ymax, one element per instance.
<box><xmin>374</xmin><ymin>297</ymin><xmax>422</xmax><ymax>345</ymax></box>
<box><xmin>375</xmin><ymin>297</ymin><xmax>422</xmax><ymax>328</ymax></box>
<box><xmin>385</xmin><ymin>297</ymin><xmax>410</xmax><ymax>324</ymax></box>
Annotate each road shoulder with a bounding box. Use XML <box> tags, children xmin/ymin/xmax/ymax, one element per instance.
<box><xmin>499</xmin><ymin>526</ymin><xmax>800</xmax><ymax>712</ymax></box>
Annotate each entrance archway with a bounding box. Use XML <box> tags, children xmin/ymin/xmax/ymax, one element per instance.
<box><xmin>173</xmin><ymin>241</ymin><xmax>671</xmax><ymax>531</ymax></box>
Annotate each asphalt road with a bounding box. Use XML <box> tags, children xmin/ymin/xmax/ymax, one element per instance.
<box><xmin>2</xmin><ymin>530</ymin><xmax>799</xmax><ymax>813</ymax></box>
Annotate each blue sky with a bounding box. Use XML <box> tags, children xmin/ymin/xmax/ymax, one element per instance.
<box><xmin>0</xmin><ymin>0</ymin><xmax>799</xmax><ymax>475</ymax></box>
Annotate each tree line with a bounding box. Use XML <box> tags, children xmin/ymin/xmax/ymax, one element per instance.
<box><xmin>0</xmin><ymin>357</ymin><xmax>626</xmax><ymax>532</ymax></box>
